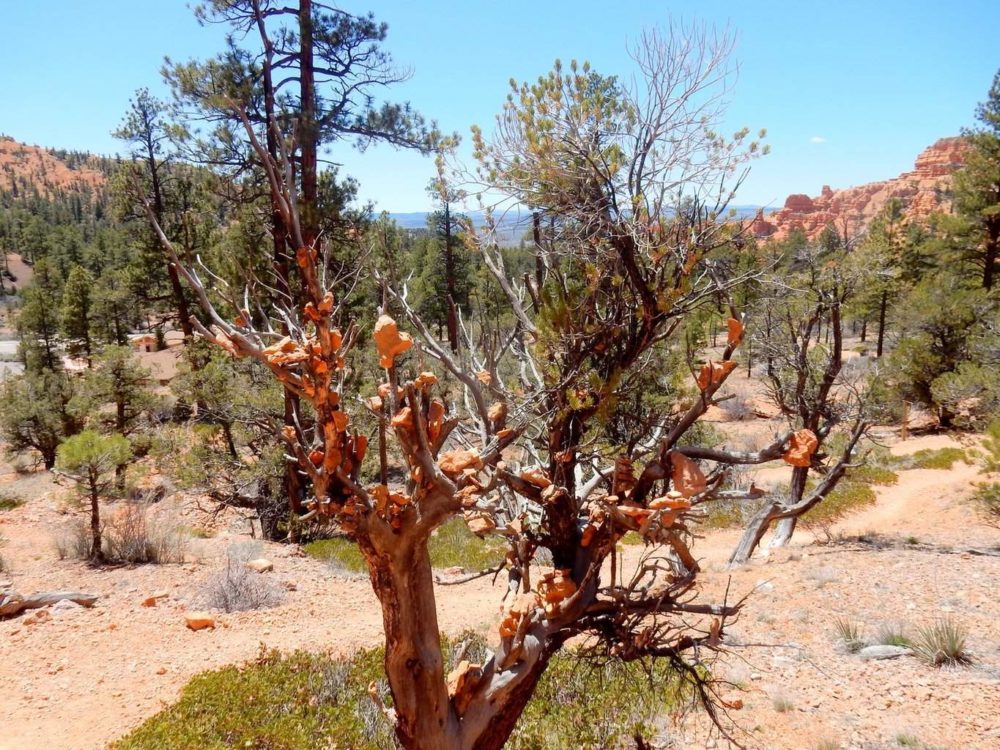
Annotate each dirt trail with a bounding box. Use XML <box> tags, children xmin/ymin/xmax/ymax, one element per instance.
<box><xmin>1</xmin><ymin>433</ymin><xmax>998</xmax><ymax>750</ymax></box>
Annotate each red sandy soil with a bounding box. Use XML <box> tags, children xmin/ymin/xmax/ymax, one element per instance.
<box><xmin>1</xmin><ymin>431</ymin><xmax>998</xmax><ymax>750</ymax></box>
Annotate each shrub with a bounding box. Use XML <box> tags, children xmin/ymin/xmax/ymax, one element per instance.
<box><xmin>718</xmin><ymin>393</ymin><xmax>754</xmax><ymax>421</ymax></box>
<box><xmin>893</xmin><ymin>447</ymin><xmax>968</xmax><ymax>471</ymax></box>
<box><xmin>53</xmin><ymin>503</ymin><xmax>186</xmax><ymax>564</ymax></box>
<box><xmin>772</xmin><ymin>694</ymin><xmax>795</xmax><ymax>713</ymax></box>
<box><xmin>202</xmin><ymin>550</ymin><xmax>283</xmax><ymax>612</ymax></box>
<box><xmin>54</xmin><ymin>519</ymin><xmax>95</xmax><ymax>560</ymax></box>
<box><xmin>0</xmin><ymin>489</ymin><xmax>24</xmax><ymax>512</ymax></box>
<box><xmin>912</xmin><ymin>617</ymin><xmax>972</xmax><ymax>667</ymax></box>
<box><xmin>875</xmin><ymin>622</ymin><xmax>912</xmax><ymax>648</ymax></box>
<box><xmin>113</xmin><ymin>633</ymin><xmax>685</xmax><ymax>750</ymax></box>
<box><xmin>304</xmin><ymin>518</ymin><xmax>505</xmax><ymax>574</ymax></box>
<box><xmin>834</xmin><ymin>617</ymin><xmax>866</xmax><ymax>653</ymax></box>
<box><xmin>103</xmin><ymin>502</ymin><xmax>187</xmax><ymax>564</ymax></box>
<box><xmin>972</xmin><ymin>482</ymin><xmax>1000</xmax><ymax>527</ymax></box>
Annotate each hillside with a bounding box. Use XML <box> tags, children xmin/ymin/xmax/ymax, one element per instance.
<box><xmin>0</xmin><ymin>136</ymin><xmax>109</xmax><ymax>202</ymax></box>
<box><xmin>751</xmin><ymin>137</ymin><xmax>968</xmax><ymax>241</ymax></box>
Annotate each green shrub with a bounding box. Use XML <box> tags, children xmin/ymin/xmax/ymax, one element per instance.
<box><xmin>805</xmin><ymin>481</ymin><xmax>877</xmax><ymax>524</ymax></box>
<box><xmin>912</xmin><ymin>617</ymin><xmax>972</xmax><ymax>667</ymax></box>
<box><xmin>114</xmin><ymin>634</ymin><xmax>685</xmax><ymax>750</ymax></box>
<box><xmin>304</xmin><ymin>518</ymin><xmax>505</xmax><ymax>574</ymax></box>
<box><xmin>891</xmin><ymin>447</ymin><xmax>968</xmax><ymax>471</ymax></box>
<box><xmin>875</xmin><ymin>622</ymin><xmax>912</xmax><ymax>648</ymax></box>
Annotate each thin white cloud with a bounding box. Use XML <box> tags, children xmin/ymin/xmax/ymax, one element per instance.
<box><xmin>809</xmin><ymin>135</ymin><xmax>827</xmax><ymax>144</ymax></box>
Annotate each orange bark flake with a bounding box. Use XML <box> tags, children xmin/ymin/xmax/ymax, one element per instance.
<box><xmin>499</xmin><ymin>592</ymin><xmax>542</xmax><ymax>638</ymax></box>
<box><xmin>463</xmin><ymin>511</ymin><xmax>496</xmax><ymax>536</ymax></box>
<box><xmin>487</xmin><ymin>401</ymin><xmax>507</xmax><ymax>425</ymax></box>
<box><xmin>391</xmin><ymin>407</ymin><xmax>414</xmax><ymax>430</ymax></box>
<box><xmin>439</xmin><ymin>449</ymin><xmax>483</xmax><ymax>477</ymax></box>
<box><xmin>519</xmin><ymin>467</ymin><xmax>551</xmax><ymax>489</ymax></box>
<box><xmin>669</xmin><ymin>452</ymin><xmax>707</xmax><ymax>497</ymax></box>
<box><xmin>373</xmin><ymin>315</ymin><xmax>413</xmax><ymax>368</ymax></box>
<box><xmin>696</xmin><ymin>360</ymin><xmax>738</xmax><ymax>391</ymax></box>
<box><xmin>726</xmin><ymin>317</ymin><xmax>744</xmax><ymax>347</ymax></box>
<box><xmin>427</xmin><ymin>399</ymin><xmax>446</xmax><ymax>442</ymax></box>
<box><xmin>447</xmin><ymin>660</ymin><xmax>483</xmax><ymax>715</ymax></box>
<box><xmin>539</xmin><ymin>569</ymin><xmax>577</xmax><ymax>616</ymax></box>
<box><xmin>414</xmin><ymin>371</ymin><xmax>438</xmax><ymax>388</ymax></box>
<box><xmin>783</xmin><ymin>429</ymin><xmax>818</xmax><ymax>467</ymax></box>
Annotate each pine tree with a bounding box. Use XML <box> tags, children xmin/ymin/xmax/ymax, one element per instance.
<box><xmin>60</xmin><ymin>265</ymin><xmax>94</xmax><ymax>362</ymax></box>
<box><xmin>953</xmin><ymin>69</ymin><xmax>1000</xmax><ymax>290</ymax></box>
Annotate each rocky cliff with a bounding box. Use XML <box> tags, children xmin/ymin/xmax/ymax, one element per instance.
<box><xmin>751</xmin><ymin>136</ymin><xmax>968</xmax><ymax>241</ymax></box>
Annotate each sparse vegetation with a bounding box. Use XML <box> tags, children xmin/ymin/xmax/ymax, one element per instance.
<box><xmin>891</xmin><ymin>447</ymin><xmax>969</xmax><ymax>471</ymax></box>
<box><xmin>834</xmin><ymin>617</ymin><xmax>867</xmax><ymax>653</ymax></box>
<box><xmin>876</xmin><ymin>622</ymin><xmax>912</xmax><ymax>648</ymax></box>
<box><xmin>972</xmin><ymin>482</ymin><xmax>1000</xmax><ymax>526</ymax></box>
<box><xmin>913</xmin><ymin>617</ymin><xmax>973</xmax><ymax>667</ymax></box>
<box><xmin>772</xmin><ymin>694</ymin><xmax>795</xmax><ymax>713</ymax></box>
<box><xmin>113</xmin><ymin>635</ymin><xmax>684</xmax><ymax>750</ymax></box>
<box><xmin>0</xmin><ymin>489</ymin><xmax>24</xmax><ymax>511</ymax></box>
<box><xmin>53</xmin><ymin>502</ymin><xmax>186</xmax><ymax>564</ymax></box>
<box><xmin>202</xmin><ymin>550</ymin><xmax>284</xmax><ymax>613</ymax></box>
<box><xmin>304</xmin><ymin>518</ymin><xmax>504</xmax><ymax>574</ymax></box>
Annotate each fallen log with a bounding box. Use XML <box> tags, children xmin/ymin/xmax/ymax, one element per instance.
<box><xmin>0</xmin><ymin>591</ymin><xmax>99</xmax><ymax>618</ymax></box>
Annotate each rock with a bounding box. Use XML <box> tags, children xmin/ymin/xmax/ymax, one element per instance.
<box><xmin>858</xmin><ymin>645</ymin><xmax>911</xmax><ymax>661</ymax></box>
<box><xmin>25</xmin><ymin>609</ymin><xmax>50</xmax><ymax>625</ymax></box>
<box><xmin>51</xmin><ymin>599</ymin><xmax>84</xmax><ymax>617</ymax></box>
<box><xmin>282</xmin><ymin>580</ymin><xmax>298</xmax><ymax>592</ymax></box>
<box><xmin>156</xmin><ymin>666</ymin><xmax>167</xmax><ymax>675</ymax></box>
<box><xmin>246</xmin><ymin>558</ymin><xmax>274</xmax><ymax>573</ymax></box>
<box><xmin>142</xmin><ymin>591</ymin><xmax>169</xmax><ymax>607</ymax></box>
<box><xmin>753</xmin><ymin>137</ymin><xmax>969</xmax><ymax>242</ymax></box>
<box><xmin>0</xmin><ymin>579</ymin><xmax>12</xmax><ymax>589</ymax></box>
<box><xmin>185</xmin><ymin>612</ymin><xmax>216</xmax><ymax>631</ymax></box>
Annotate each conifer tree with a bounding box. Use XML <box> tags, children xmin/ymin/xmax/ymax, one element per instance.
<box><xmin>953</xmin><ymin>69</ymin><xmax>1000</xmax><ymax>290</ymax></box>
<box><xmin>60</xmin><ymin>265</ymin><xmax>94</xmax><ymax>362</ymax></box>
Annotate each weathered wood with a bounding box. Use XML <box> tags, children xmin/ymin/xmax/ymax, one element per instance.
<box><xmin>1</xmin><ymin>591</ymin><xmax>99</xmax><ymax>617</ymax></box>
<box><xmin>23</xmin><ymin>591</ymin><xmax>99</xmax><ymax>609</ymax></box>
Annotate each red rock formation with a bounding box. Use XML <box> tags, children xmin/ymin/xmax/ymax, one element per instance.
<box><xmin>753</xmin><ymin>137</ymin><xmax>969</xmax><ymax>242</ymax></box>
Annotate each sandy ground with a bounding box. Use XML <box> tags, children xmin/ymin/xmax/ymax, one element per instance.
<box><xmin>1</xmin><ymin>432</ymin><xmax>998</xmax><ymax>750</ymax></box>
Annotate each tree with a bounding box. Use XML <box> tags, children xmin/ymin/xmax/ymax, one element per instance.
<box><xmin>158</xmin><ymin>0</ymin><xmax>440</xmax><ymax>529</ymax></box>
<box><xmin>0</xmin><ymin>371</ymin><xmax>80</xmax><ymax>469</ymax></box>
<box><xmin>60</xmin><ymin>264</ymin><xmax>95</xmax><ymax>362</ymax></box>
<box><xmin>850</xmin><ymin>200</ymin><xmax>908</xmax><ymax>357</ymax></box>
<box><xmin>74</xmin><ymin>345</ymin><xmax>158</xmax><ymax>438</ymax></box>
<box><xmin>730</xmin><ymin>234</ymin><xmax>868</xmax><ymax>564</ymax></box>
<box><xmin>16</xmin><ymin>258</ymin><xmax>62</xmax><ymax>373</ymax></box>
<box><xmin>138</xmin><ymin>22</ymin><xmax>806</xmax><ymax>748</ymax></box>
<box><xmin>952</xmin><ymin>69</ymin><xmax>1000</xmax><ymax>290</ymax></box>
<box><xmin>426</xmin><ymin>162</ymin><xmax>472</xmax><ymax>352</ymax></box>
<box><xmin>56</xmin><ymin>430</ymin><xmax>132</xmax><ymax>562</ymax></box>
<box><xmin>114</xmin><ymin>88</ymin><xmax>201</xmax><ymax>341</ymax></box>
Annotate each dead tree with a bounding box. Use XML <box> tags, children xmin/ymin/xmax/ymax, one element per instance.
<box><xmin>729</xmin><ymin>239</ymin><xmax>869</xmax><ymax>565</ymax></box>
<box><xmin>137</xmin><ymin>20</ymin><xmax>824</xmax><ymax>750</ymax></box>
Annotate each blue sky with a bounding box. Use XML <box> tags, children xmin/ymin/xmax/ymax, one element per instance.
<box><xmin>1</xmin><ymin>0</ymin><xmax>997</xmax><ymax>211</ymax></box>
